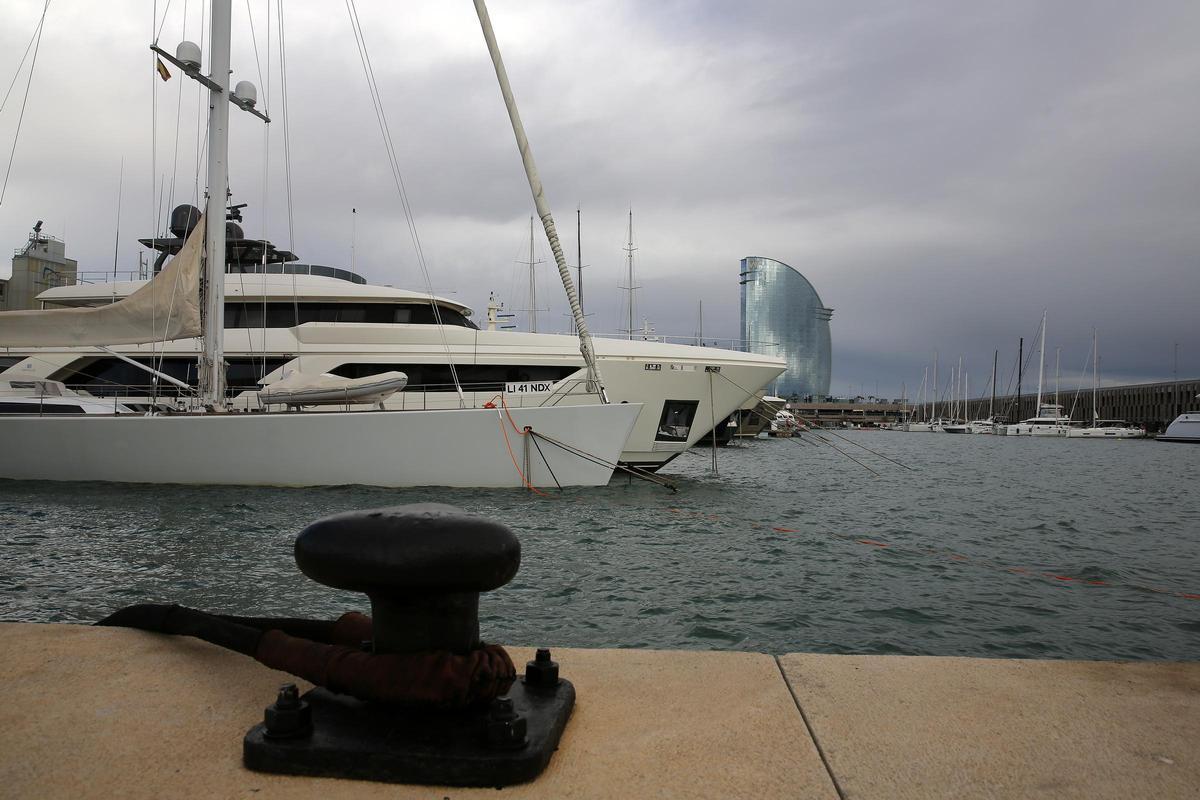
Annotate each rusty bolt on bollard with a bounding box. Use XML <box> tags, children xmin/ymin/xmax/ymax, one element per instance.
<box><xmin>263</xmin><ymin>683</ymin><xmax>313</xmax><ymax>739</ymax></box>
<box><xmin>485</xmin><ymin>697</ymin><xmax>528</xmax><ymax>750</ymax></box>
<box><xmin>524</xmin><ymin>647</ymin><xmax>560</xmax><ymax>688</ymax></box>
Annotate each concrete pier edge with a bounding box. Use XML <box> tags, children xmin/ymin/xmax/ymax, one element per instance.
<box><xmin>2</xmin><ymin>622</ymin><xmax>1197</xmax><ymax>799</ymax></box>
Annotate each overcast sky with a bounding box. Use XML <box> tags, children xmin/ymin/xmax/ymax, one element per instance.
<box><xmin>1</xmin><ymin>0</ymin><xmax>1197</xmax><ymax>398</ymax></box>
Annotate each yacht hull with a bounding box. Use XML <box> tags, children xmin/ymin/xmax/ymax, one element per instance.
<box><xmin>1158</xmin><ymin>412</ymin><xmax>1200</xmax><ymax>443</ymax></box>
<box><xmin>1066</xmin><ymin>427</ymin><xmax>1145</xmax><ymax>439</ymax></box>
<box><xmin>2</xmin><ymin>328</ymin><xmax>784</xmax><ymax>470</ymax></box>
<box><xmin>0</xmin><ymin>403</ymin><xmax>641</xmax><ymax>488</ymax></box>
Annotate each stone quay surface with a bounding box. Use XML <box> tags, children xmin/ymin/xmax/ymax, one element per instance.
<box><xmin>2</xmin><ymin>623</ymin><xmax>1197</xmax><ymax>798</ymax></box>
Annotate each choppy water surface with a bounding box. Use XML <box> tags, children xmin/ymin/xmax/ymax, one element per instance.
<box><xmin>2</xmin><ymin>433</ymin><xmax>1197</xmax><ymax>660</ymax></box>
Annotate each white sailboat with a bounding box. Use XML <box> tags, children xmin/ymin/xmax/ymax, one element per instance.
<box><xmin>0</xmin><ymin>0</ymin><xmax>641</xmax><ymax>488</ymax></box>
<box><xmin>903</xmin><ymin>366</ymin><xmax>936</xmax><ymax>431</ymax></box>
<box><xmin>966</xmin><ymin>349</ymin><xmax>1001</xmax><ymax>434</ymax></box>
<box><xmin>1067</xmin><ymin>331</ymin><xmax>1145</xmax><ymax>439</ymax></box>
<box><xmin>1005</xmin><ymin>312</ymin><xmax>1070</xmax><ymax>436</ymax></box>
<box><xmin>943</xmin><ymin>358</ymin><xmax>971</xmax><ymax>433</ymax></box>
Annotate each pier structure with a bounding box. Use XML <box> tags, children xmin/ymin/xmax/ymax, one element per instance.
<box><xmin>3</xmin><ymin>622</ymin><xmax>1197</xmax><ymax>798</ymax></box>
<box><xmin>762</xmin><ymin>378</ymin><xmax>1198</xmax><ymax>431</ymax></box>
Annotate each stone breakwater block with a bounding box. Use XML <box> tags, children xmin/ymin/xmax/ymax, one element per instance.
<box><xmin>779</xmin><ymin>653</ymin><xmax>1200</xmax><ymax>800</ymax></box>
<box><xmin>0</xmin><ymin>623</ymin><xmax>837</xmax><ymax>799</ymax></box>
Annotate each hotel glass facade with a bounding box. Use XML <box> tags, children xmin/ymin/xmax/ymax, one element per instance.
<box><xmin>739</xmin><ymin>256</ymin><xmax>833</xmax><ymax>399</ymax></box>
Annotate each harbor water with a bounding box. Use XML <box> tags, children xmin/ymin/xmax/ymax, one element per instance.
<box><xmin>2</xmin><ymin>432</ymin><xmax>1197</xmax><ymax>661</ymax></box>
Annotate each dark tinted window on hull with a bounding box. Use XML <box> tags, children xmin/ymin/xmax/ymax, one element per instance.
<box><xmin>656</xmin><ymin>400</ymin><xmax>700</xmax><ymax>442</ymax></box>
<box><xmin>0</xmin><ymin>402</ymin><xmax>85</xmax><ymax>414</ymax></box>
<box><xmin>225</xmin><ymin>302</ymin><xmax>477</xmax><ymax>329</ymax></box>
<box><xmin>50</xmin><ymin>357</ymin><xmax>289</xmax><ymax>397</ymax></box>
<box><xmin>329</xmin><ymin>363</ymin><xmax>578</xmax><ymax>393</ymax></box>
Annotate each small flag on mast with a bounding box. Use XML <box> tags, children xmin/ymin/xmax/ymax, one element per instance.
<box><xmin>155</xmin><ymin>57</ymin><xmax>172</xmax><ymax>82</ymax></box>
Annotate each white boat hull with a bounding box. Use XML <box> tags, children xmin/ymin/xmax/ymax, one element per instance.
<box><xmin>1066</xmin><ymin>427</ymin><xmax>1145</xmax><ymax>439</ymax></box>
<box><xmin>1159</xmin><ymin>411</ymin><xmax>1200</xmax><ymax>443</ymax></box>
<box><xmin>2</xmin><ymin>327</ymin><xmax>784</xmax><ymax>470</ymax></box>
<box><xmin>0</xmin><ymin>403</ymin><xmax>641</xmax><ymax>488</ymax></box>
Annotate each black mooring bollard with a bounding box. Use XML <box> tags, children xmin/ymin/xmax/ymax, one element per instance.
<box><xmin>243</xmin><ymin>503</ymin><xmax>575</xmax><ymax>787</ymax></box>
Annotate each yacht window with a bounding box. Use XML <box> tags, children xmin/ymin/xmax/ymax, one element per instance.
<box><xmin>656</xmin><ymin>400</ymin><xmax>700</xmax><ymax>442</ymax></box>
<box><xmin>50</xmin><ymin>357</ymin><xmax>289</xmax><ymax>397</ymax></box>
<box><xmin>0</xmin><ymin>356</ymin><xmax>22</xmax><ymax>371</ymax></box>
<box><xmin>0</xmin><ymin>402</ymin><xmax>85</xmax><ymax>414</ymax></box>
<box><xmin>224</xmin><ymin>302</ymin><xmax>477</xmax><ymax>329</ymax></box>
<box><xmin>329</xmin><ymin>363</ymin><xmax>577</xmax><ymax>392</ymax></box>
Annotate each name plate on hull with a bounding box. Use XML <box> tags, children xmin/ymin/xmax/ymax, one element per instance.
<box><xmin>505</xmin><ymin>381</ymin><xmax>555</xmax><ymax>394</ymax></box>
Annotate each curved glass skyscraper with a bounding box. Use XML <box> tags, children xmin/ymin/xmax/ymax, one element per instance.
<box><xmin>739</xmin><ymin>256</ymin><xmax>833</xmax><ymax>399</ymax></box>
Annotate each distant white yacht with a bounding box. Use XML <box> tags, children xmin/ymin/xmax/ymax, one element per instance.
<box><xmin>1159</xmin><ymin>396</ymin><xmax>1200</xmax><ymax>443</ymax></box>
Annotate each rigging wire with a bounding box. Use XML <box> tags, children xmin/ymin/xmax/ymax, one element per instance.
<box><xmin>0</xmin><ymin>2</ymin><xmax>46</xmax><ymax>116</ymax></box>
<box><xmin>0</xmin><ymin>0</ymin><xmax>50</xmax><ymax>207</ymax></box>
<box><xmin>253</xmin><ymin>0</ymin><xmax>272</xmax><ymax>380</ymax></box>
<box><xmin>153</xmin><ymin>0</ymin><xmax>175</xmax><ymax>45</ymax></box>
<box><xmin>276</xmin><ymin>0</ymin><xmax>302</xmax><ymax>374</ymax></box>
<box><xmin>166</xmin><ymin>0</ymin><xmax>189</xmax><ymax>222</ymax></box>
<box><xmin>345</xmin><ymin>0</ymin><xmax>466</xmax><ymax>405</ymax></box>
<box><xmin>191</xmin><ymin>0</ymin><xmax>208</xmax><ymax>208</ymax></box>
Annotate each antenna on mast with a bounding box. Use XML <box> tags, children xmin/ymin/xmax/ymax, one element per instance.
<box><xmin>517</xmin><ymin>216</ymin><xmax>546</xmax><ymax>332</ymax></box>
<box><xmin>620</xmin><ymin>208</ymin><xmax>640</xmax><ymax>340</ymax></box>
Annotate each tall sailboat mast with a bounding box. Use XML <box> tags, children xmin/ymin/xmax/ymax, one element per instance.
<box><xmin>526</xmin><ymin>215</ymin><xmax>538</xmax><ymax>333</ymax></box>
<box><xmin>1093</xmin><ymin>329</ymin><xmax>1099</xmax><ymax>424</ymax></box>
<box><xmin>957</xmin><ymin>355</ymin><xmax>963</xmax><ymax>421</ymax></box>
<box><xmin>623</xmin><ymin>209</ymin><xmax>638</xmax><ymax>340</ymax></box>
<box><xmin>574</xmin><ymin>205</ymin><xmax>583</xmax><ymax>334</ymax></box>
<box><xmin>200</xmin><ymin>0</ymin><xmax>232</xmax><ymax>409</ymax></box>
<box><xmin>932</xmin><ymin>350</ymin><xmax>938</xmax><ymax>420</ymax></box>
<box><xmin>1017</xmin><ymin>337</ymin><xmax>1024</xmax><ymax>419</ymax></box>
<box><xmin>1035</xmin><ymin>311</ymin><xmax>1047</xmax><ymax>413</ymax></box>
<box><xmin>1055</xmin><ymin>346</ymin><xmax>1061</xmax><ymax>415</ymax></box>
<box><xmin>990</xmin><ymin>349</ymin><xmax>997</xmax><ymax>419</ymax></box>
<box><xmin>472</xmin><ymin>0</ymin><xmax>607</xmax><ymax>399</ymax></box>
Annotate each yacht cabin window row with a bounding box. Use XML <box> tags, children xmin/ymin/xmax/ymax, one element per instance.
<box><xmin>223</xmin><ymin>302</ymin><xmax>477</xmax><ymax>329</ymax></box>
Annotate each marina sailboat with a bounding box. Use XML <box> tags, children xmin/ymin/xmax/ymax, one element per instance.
<box><xmin>1066</xmin><ymin>331</ymin><xmax>1145</xmax><ymax>439</ymax></box>
<box><xmin>1005</xmin><ymin>312</ymin><xmax>1070</xmax><ymax>436</ymax></box>
<box><xmin>0</xmin><ymin>0</ymin><xmax>644</xmax><ymax>488</ymax></box>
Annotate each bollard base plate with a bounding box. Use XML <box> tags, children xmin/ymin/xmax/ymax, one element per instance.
<box><xmin>243</xmin><ymin>677</ymin><xmax>574</xmax><ymax>787</ymax></box>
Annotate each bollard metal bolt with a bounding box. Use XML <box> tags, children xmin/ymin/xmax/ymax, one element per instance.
<box><xmin>524</xmin><ymin>647</ymin><xmax>560</xmax><ymax>688</ymax></box>
<box><xmin>263</xmin><ymin>683</ymin><xmax>312</xmax><ymax>739</ymax></box>
<box><xmin>485</xmin><ymin>697</ymin><xmax>528</xmax><ymax>750</ymax></box>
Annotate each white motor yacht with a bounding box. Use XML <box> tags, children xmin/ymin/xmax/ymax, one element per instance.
<box><xmin>1159</xmin><ymin>396</ymin><xmax>1200</xmax><ymax>443</ymax></box>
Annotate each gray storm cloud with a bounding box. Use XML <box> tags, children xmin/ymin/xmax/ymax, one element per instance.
<box><xmin>1</xmin><ymin>0</ymin><xmax>1196</xmax><ymax>396</ymax></box>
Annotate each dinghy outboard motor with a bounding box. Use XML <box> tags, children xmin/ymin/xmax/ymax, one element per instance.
<box><xmin>96</xmin><ymin>503</ymin><xmax>574</xmax><ymax>787</ymax></box>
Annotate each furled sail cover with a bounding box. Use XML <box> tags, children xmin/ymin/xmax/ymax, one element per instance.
<box><xmin>0</xmin><ymin>216</ymin><xmax>205</xmax><ymax>347</ymax></box>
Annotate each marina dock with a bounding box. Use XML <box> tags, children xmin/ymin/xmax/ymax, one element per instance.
<box><xmin>3</xmin><ymin>622</ymin><xmax>1196</xmax><ymax>798</ymax></box>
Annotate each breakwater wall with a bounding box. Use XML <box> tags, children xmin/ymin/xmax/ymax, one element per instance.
<box><xmin>774</xmin><ymin>378</ymin><xmax>1198</xmax><ymax>430</ymax></box>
